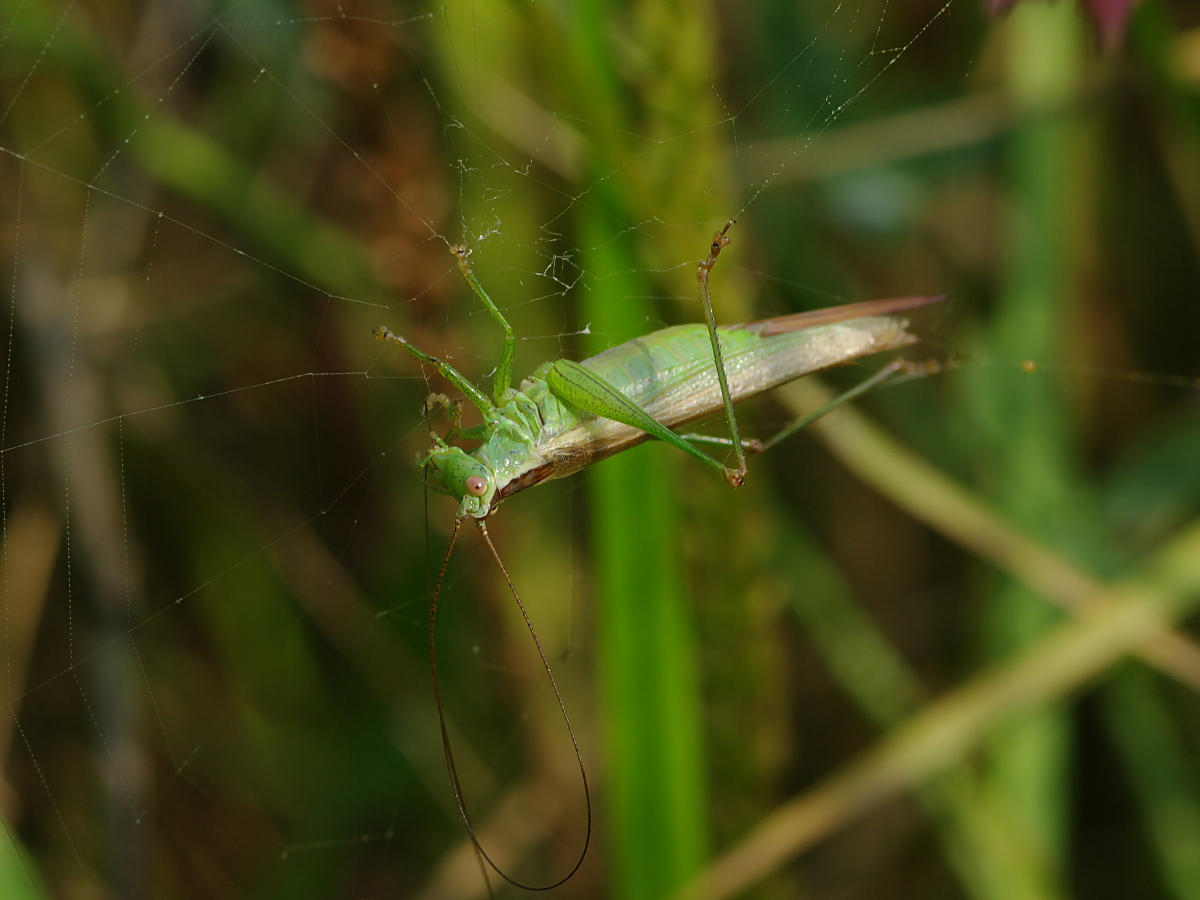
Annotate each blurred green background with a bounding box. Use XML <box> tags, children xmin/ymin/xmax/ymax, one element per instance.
<box><xmin>3</xmin><ymin>0</ymin><xmax>1200</xmax><ymax>897</ymax></box>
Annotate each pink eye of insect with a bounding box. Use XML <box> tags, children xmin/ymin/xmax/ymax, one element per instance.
<box><xmin>465</xmin><ymin>475</ymin><xmax>488</xmax><ymax>497</ymax></box>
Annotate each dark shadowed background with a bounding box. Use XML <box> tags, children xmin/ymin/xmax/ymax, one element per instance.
<box><xmin>3</xmin><ymin>0</ymin><xmax>1200</xmax><ymax>898</ymax></box>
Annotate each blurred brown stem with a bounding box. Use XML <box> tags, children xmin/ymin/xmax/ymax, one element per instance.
<box><xmin>673</xmin><ymin>430</ymin><xmax>1200</xmax><ymax>899</ymax></box>
<box><xmin>782</xmin><ymin>377</ymin><xmax>1200</xmax><ymax>690</ymax></box>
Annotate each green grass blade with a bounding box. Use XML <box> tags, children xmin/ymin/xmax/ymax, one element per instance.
<box><xmin>958</xmin><ymin>5</ymin><xmax>1089</xmax><ymax>886</ymax></box>
<box><xmin>0</xmin><ymin>820</ymin><xmax>47</xmax><ymax>900</ymax></box>
<box><xmin>1103</xmin><ymin>666</ymin><xmax>1200</xmax><ymax>900</ymax></box>
<box><xmin>581</xmin><ymin>206</ymin><xmax>709</xmax><ymax>900</ymax></box>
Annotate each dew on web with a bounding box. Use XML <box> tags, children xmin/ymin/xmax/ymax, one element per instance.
<box><xmin>3</xmin><ymin>0</ymin><xmax>1200</xmax><ymax>898</ymax></box>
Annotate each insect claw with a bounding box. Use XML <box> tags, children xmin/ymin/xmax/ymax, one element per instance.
<box><xmin>374</xmin><ymin>325</ymin><xmax>408</xmax><ymax>346</ymax></box>
<box><xmin>894</xmin><ymin>357</ymin><xmax>944</xmax><ymax>380</ymax></box>
<box><xmin>699</xmin><ymin>220</ymin><xmax>736</xmax><ymax>275</ymax></box>
<box><xmin>723</xmin><ymin>467</ymin><xmax>746</xmax><ymax>488</ymax></box>
<box><xmin>710</xmin><ymin>228</ymin><xmax>732</xmax><ymax>258</ymax></box>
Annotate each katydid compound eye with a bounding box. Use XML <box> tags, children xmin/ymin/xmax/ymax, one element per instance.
<box><xmin>465</xmin><ymin>475</ymin><xmax>488</xmax><ymax>497</ymax></box>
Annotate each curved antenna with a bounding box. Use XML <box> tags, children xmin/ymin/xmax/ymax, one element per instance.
<box><xmin>429</xmin><ymin>516</ymin><xmax>593</xmax><ymax>892</ymax></box>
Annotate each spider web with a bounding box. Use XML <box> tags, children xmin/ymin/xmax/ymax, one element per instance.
<box><xmin>4</xmin><ymin>0</ymin><xmax>1197</xmax><ymax>897</ymax></box>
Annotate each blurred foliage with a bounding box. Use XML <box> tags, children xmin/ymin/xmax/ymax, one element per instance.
<box><xmin>2</xmin><ymin>0</ymin><xmax>1200</xmax><ymax>898</ymax></box>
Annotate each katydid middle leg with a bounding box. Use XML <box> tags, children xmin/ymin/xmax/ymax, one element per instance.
<box><xmin>373</xmin><ymin>325</ymin><xmax>495</xmax><ymax>417</ymax></box>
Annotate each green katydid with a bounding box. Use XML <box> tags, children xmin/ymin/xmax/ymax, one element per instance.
<box><xmin>375</xmin><ymin>222</ymin><xmax>942</xmax><ymax>890</ymax></box>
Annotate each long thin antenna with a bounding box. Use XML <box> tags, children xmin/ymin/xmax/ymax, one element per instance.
<box><xmin>429</xmin><ymin>517</ymin><xmax>593</xmax><ymax>891</ymax></box>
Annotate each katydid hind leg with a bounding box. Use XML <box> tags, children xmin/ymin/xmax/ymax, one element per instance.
<box><xmin>547</xmin><ymin>358</ymin><xmax>737</xmax><ymax>482</ymax></box>
<box><xmin>679</xmin><ymin>359</ymin><xmax>927</xmax><ymax>457</ymax></box>
<box><xmin>761</xmin><ymin>358</ymin><xmax>927</xmax><ymax>452</ymax></box>
<box><xmin>543</xmin><ymin>223</ymin><xmax>751</xmax><ymax>488</ymax></box>
<box><xmin>676</xmin><ymin>355</ymin><xmax>935</xmax><ymax>459</ymax></box>
<box><xmin>679</xmin><ymin>432</ymin><xmax>766</xmax><ymax>455</ymax></box>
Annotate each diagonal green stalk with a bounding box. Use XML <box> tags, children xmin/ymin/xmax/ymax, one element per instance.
<box><xmin>778</xmin><ymin>377</ymin><xmax>1200</xmax><ymax>687</ymax></box>
<box><xmin>674</xmin><ymin>510</ymin><xmax>1200</xmax><ymax>900</ymax></box>
<box><xmin>0</xmin><ymin>817</ymin><xmax>47</xmax><ymax>900</ymax></box>
<box><xmin>769</xmin><ymin>509</ymin><xmax>1063</xmax><ymax>900</ymax></box>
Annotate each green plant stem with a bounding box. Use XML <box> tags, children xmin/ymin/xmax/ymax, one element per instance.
<box><xmin>567</xmin><ymin>3</ymin><xmax>709</xmax><ymax>896</ymax></box>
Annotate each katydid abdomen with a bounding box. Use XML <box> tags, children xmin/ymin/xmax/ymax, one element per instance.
<box><xmin>495</xmin><ymin>295</ymin><xmax>940</xmax><ymax>501</ymax></box>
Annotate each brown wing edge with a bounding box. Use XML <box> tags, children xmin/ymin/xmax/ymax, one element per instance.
<box><xmin>741</xmin><ymin>294</ymin><xmax>948</xmax><ymax>336</ymax></box>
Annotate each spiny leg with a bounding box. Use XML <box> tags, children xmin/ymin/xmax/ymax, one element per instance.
<box><xmin>550</xmin><ymin>222</ymin><xmax>751</xmax><ymax>487</ymax></box>
<box><xmin>451</xmin><ymin>244</ymin><xmax>516</xmax><ymax>404</ymax></box>
<box><xmin>375</xmin><ymin>243</ymin><xmax>520</xmax><ymax>415</ymax></box>
<box><xmin>374</xmin><ymin>325</ymin><xmax>495</xmax><ymax>418</ymax></box>
<box><xmin>422</xmin><ymin>392</ymin><xmax>463</xmax><ymax>442</ymax></box>
<box><xmin>696</xmin><ymin>220</ymin><xmax>747</xmax><ymax>486</ymax></box>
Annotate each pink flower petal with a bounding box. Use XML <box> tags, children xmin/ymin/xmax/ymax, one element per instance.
<box><xmin>1083</xmin><ymin>0</ymin><xmax>1139</xmax><ymax>47</ymax></box>
<box><xmin>982</xmin><ymin>0</ymin><xmax>1139</xmax><ymax>48</ymax></box>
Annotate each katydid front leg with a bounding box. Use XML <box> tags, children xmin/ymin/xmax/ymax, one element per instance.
<box><xmin>373</xmin><ymin>325</ymin><xmax>495</xmax><ymax>417</ymax></box>
<box><xmin>451</xmin><ymin>244</ymin><xmax>516</xmax><ymax>404</ymax></box>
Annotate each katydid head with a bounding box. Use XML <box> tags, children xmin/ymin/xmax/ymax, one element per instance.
<box><xmin>423</xmin><ymin>445</ymin><xmax>497</xmax><ymax>518</ymax></box>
